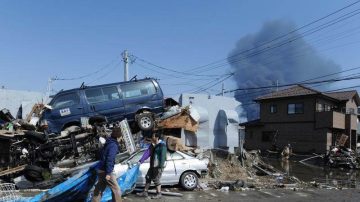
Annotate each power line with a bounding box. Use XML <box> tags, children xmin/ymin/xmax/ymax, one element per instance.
<box><xmin>86</xmin><ymin>62</ymin><xmax>122</xmax><ymax>85</ymax></box>
<box><xmin>198</xmin><ymin>9</ymin><xmax>360</xmax><ymax>73</ymax></box>
<box><xmin>193</xmin><ymin>74</ymin><xmax>234</xmax><ymax>93</ymax></box>
<box><xmin>240</xmin><ymin>83</ymin><xmax>360</xmax><ymax>107</ymax></box>
<box><xmin>220</xmin><ymin>65</ymin><xmax>360</xmax><ymax>96</ymax></box>
<box><xmin>185</xmin><ymin>1</ymin><xmax>360</xmax><ymax>73</ymax></box>
<box><xmin>131</xmin><ymin>55</ymin><xmax>221</xmax><ymax>77</ymax></box>
<box><xmin>223</xmin><ymin>74</ymin><xmax>360</xmax><ymax>94</ymax></box>
<box><xmin>54</xmin><ymin>58</ymin><xmax>119</xmax><ymax>81</ymax></box>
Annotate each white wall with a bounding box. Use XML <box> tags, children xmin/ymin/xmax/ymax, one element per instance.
<box><xmin>0</xmin><ymin>89</ymin><xmax>44</xmax><ymax>118</ymax></box>
<box><xmin>179</xmin><ymin>94</ymin><xmax>244</xmax><ymax>152</ymax></box>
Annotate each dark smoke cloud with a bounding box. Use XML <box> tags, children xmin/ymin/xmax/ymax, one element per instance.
<box><xmin>229</xmin><ymin>20</ymin><xmax>340</xmax><ymax>121</ymax></box>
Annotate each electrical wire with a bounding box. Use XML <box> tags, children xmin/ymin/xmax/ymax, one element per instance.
<box><xmin>185</xmin><ymin>1</ymin><xmax>360</xmax><ymax>73</ymax></box>
<box><xmin>54</xmin><ymin>58</ymin><xmax>119</xmax><ymax>81</ymax></box>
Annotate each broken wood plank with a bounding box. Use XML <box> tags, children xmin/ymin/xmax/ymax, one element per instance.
<box><xmin>158</xmin><ymin>111</ymin><xmax>199</xmax><ymax>132</ymax></box>
<box><xmin>0</xmin><ymin>165</ymin><xmax>26</xmax><ymax>177</ymax></box>
<box><xmin>134</xmin><ymin>188</ymin><xmax>183</xmax><ymax>197</ymax></box>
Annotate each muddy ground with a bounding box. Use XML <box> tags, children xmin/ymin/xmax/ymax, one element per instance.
<box><xmin>124</xmin><ymin>188</ymin><xmax>360</xmax><ymax>202</ymax></box>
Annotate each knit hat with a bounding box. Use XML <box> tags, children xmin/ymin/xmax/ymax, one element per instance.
<box><xmin>111</xmin><ymin>127</ymin><xmax>122</xmax><ymax>138</ymax></box>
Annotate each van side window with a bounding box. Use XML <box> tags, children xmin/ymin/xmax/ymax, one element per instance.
<box><xmin>85</xmin><ymin>86</ymin><xmax>121</xmax><ymax>104</ymax></box>
<box><xmin>85</xmin><ymin>88</ymin><xmax>105</xmax><ymax>104</ymax></box>
<box><xmin>121</xmin><ymin>82</ymin><xmax>156</xmax><ymax>98</ymax></box>
<box><xmin>103</xmin><ymin>86</ymin><xmax>121</xmax><ymax>100</ymax></box>
<box><xmin>52</xmin><ymin>93</ymin><xmax>80</xmax><ymax>109</ymax></box>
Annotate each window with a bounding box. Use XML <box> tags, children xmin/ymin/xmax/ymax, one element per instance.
<box><xmin>168</xmin><ymin>152</ymin><xmax>184</xmax><ymax>160</ymax></box>
<box><xmin>85</xmin><ymin>86</ymin><xmax>120</xmax><ymax>104</ymax></box>
<box><xmin>262</xmin><ymin>131</ymin><xmax>276</xmax><ymax>142</ymax></box>
<box><xmin>52</xmin><ymin>93</ymin><xmax>80</xmax><ymax>109</ymax></box>
<box><xmin>121</xmin><ymin>82</ymin><xmax>156</xmax><ymax>99</ymax></box>
<box><xmin>317</xmin><ymin>103</ymin><xmax>331</xmax><ymax>112</ymax></box>
<box><xmin>324</xmin><ymin>104</ymin><xmax>331</xmax><ymax>112</ymax></box>
<box><xmin>103</xmin><ymin>86</ymin><xmax>121</xmax><ymax>100</ymax></box>
<box><xmin>288</xmin><ymin>103</ymin><xmax>304</xmax><ymax>114</ymax></box>
<box><xmin>270</xmin><ymin>104</ymin><xmax>277</xmax><ymax>113</ymax></box>
<box><xmin>346</xmin><ymin>108</ymin><xmax>355</xmax><ymax>114</ymax></box>
<box><xmin>85</xmin><ymin>88</ymin><xmax>106</xmax><ymax>104</ymax></box>
<box><xmin>316</xmin><ymin>103</ymin><xmax>323</xmax><ymax>112</ymax></box>
<box><xmin>128</xmin><ymin>150</ymin><xmax>147</xmax><ymax>164</ymax></box>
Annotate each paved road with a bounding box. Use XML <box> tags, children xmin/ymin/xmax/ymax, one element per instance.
<box><xmin>123</xmin><ymin>188</ymin><xmax>360</xmax><ymax>202</ymax></box>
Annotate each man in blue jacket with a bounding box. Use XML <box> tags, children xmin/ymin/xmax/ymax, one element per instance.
<box><xmin>92</xmin><ymin>127</ymin><xmax>122</xmax><ymax>202</ymax></box>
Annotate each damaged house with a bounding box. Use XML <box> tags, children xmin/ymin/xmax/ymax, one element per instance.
<box><xmin>241</xmin><ymin>85</ymin><xmax>359</xmax><ymax>154</ymax></box>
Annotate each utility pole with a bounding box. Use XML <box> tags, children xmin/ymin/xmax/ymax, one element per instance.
<box><xmin>122</xmin><ymin>50</ymin><xmax>129</xmax><ymax>81</ymax></box>
<box><xmin>45</xmin><ymin>77</ymin><xmax>55</xmax><ymax>102</ymax></box>
<box><xmin>276</xmin><ymin>80</ymin><xmax>279</xmax><ymax>92</ymax></box>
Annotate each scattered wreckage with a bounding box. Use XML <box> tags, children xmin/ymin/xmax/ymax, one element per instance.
<box><xmin>0</xmin><ymin>103</ymin><xmax>208</xmax><ymax>189</ymax></box>
<box><xmin>0</xmin><ymin>113</ymin><xmax>128</xmax><ymax>183</ymax></box>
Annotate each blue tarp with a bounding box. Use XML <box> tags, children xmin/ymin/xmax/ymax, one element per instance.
<box><xmin>86</xmin><ymin>165</ymin><xmax>140</xmax><ymax>202</ymax></box>
<box><xmin>16</xmin><ymin>164</ymin><xmax>140</xmax><ymax>202</ymax></box>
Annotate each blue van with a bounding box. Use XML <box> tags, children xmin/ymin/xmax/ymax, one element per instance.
<box><xmin>39</xmin><ymin>78</ymin><xmax>164</xmax><ymax>134</ymax></box>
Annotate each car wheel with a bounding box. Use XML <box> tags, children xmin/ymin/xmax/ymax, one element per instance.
<box><xmin>180</xmin><ymin>171</ymin><xmax>198</xmax><ymax>191</ymax></box>
<box><xmin>24</xmin><ymin>131</ymin><xmax>48</xmax><ymax>144</ymax></box>
<box><xmin>137</xmin><ymin>113</ymin><xmax>154</xmax><ymax>131</ymax></box>
<box><xmin>24</xmin><ymin>165</ymin><xmax>45</xmax><ymax>182</ymax></box>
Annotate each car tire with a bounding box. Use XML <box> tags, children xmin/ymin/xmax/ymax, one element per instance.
<box><xmin>24</xmin><ymin>131</ymin><xmax>48</xmax><ymax>144</ymax></box>
<box><xmin>180</xmin><ymin>171</ymin><xmax>198</xmax><ymax>191</ymax></box>
<box><xmin>136</xmin><ymin>112</ymin><xmax>154</xmax><ymax>131</ymax></box>
<box><xmin>24</xmin><ymin>165</ymin><xmax>45</xmax><ymax>182</ymax></box>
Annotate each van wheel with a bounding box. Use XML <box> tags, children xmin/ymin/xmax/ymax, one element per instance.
<box><xmin>137</xmin><ymin>113</ymin><xmax>154</xmax><ymax>131</ymax></box>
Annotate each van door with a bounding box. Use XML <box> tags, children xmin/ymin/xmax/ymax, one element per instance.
<box><xmin>84</xmin><ymin>85</ymin><xmax>125</xmax><ymax>122</ymax></box>
<box><xmin>120</xmin><ymin>81</ymin><xmax>159</xmax><ymax>120</ymax></box>
<box><xmin>48</xmin><ymin>92</ymin><xmax>85</xmax><ymax>132</ymax></box>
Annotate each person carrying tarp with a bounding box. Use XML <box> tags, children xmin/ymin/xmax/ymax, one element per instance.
<box><xmin>136</xmin><ymin>131</ymin><xmax>167</xmax><ymax>199</ymax></box>
<box><xmin>92</xmin><ymin>128</ymin><xmax>122</xmax><ymax>202</ymax></box>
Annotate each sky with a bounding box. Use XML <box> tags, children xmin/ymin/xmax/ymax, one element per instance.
<box><xmin>0</xmin><ymin>0</ymin><xmax>359</xmax><ymax>97</ymax></box>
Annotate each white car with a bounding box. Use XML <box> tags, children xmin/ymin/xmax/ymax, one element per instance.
<box><xmin>114</xmin><ymin>149</ymin><xmax>208</xmax><ymax>190</ymax></box>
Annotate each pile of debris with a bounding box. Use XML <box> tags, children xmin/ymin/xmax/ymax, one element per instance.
<box><xmin>196</xmin><ymin>148</ymin><xmax>306</xmax><ymax>191</ymax></box>
<box><xmin>0</xmin><ymin>106</ymin><xmax>136</xmax><ymax>186</ymax></box>
<box><xmin>324</xmin><ymin>146</ymin><xmax>359</xmax><ymax>169</ymax></box>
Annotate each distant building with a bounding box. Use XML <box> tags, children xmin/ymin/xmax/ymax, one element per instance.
<box><xmin>0</xmin><ymin>89</ymin><xmax>44</xmax><ymax>118</ymax></box>
<box><xmin>241</xmin><ymin>85</ymin><xmax>359</xmax><ymax>153</ymax></box>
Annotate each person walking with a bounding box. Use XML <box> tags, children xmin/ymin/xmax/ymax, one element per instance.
<box><xmin>136</xmin><ymin>131</ymin><xmax>167</xmax><ymax>199</ymax></box>
<box><xmin>92</xmin><ymin>127</ymin><xmax>122</xmax><ymax>202</ymax></box>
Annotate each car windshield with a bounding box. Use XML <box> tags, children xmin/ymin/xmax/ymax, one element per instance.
<box><xmin>127</xmin><ymin>150</ymin><xmax>145</xmax><ymax>164</ymax></box>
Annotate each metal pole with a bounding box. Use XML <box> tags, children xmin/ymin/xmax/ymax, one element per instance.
<box><xmin>122</xmin><ymin>50</ymin><xmax>129</xmax><ymax>81</ymax></box>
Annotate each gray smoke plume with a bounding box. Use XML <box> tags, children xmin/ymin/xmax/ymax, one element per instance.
<box><xmin>228</xmin><ymin>20</ymin><xmax>340</xmax><ymax>121</ymax></box>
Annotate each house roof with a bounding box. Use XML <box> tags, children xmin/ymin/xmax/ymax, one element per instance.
<box><xmin>325</xmin><ymin>90</ymin><xmax>360</xmax><ymax>103</ymax></box>
<box><xmin>255</xmin><ymin>85</ymin><xmax>360</xmax><ymax>104</ymax></box>
<box><xmin>239</xmin><ymin>119</ymin><xmax>263</xmax><ymax>127</ymax></box>
<box><xmin>255</xmin><ymin>85</ymin><xmax>322</xmax><ymax>101</ymax></box>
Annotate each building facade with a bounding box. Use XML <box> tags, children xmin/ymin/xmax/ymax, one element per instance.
<box><xmin>242</xmin><ymin>85</ymin><xmax>359</xmax><ymax>154</ymax></box>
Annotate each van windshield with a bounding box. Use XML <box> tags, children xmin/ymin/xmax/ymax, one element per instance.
<box><xmin>52</xmin><ymin>93</ymin><xmax>80</xmax><ymax>109</ymax></box>
<box><xmin>121</xmin><ymin>81</ymin><xmax>156</xmax><ymax>98</ymax></box>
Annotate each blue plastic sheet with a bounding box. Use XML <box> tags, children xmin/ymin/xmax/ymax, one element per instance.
<box><xmin>86</xmin><ymin>165</ymin><xmax>140</xmax><ymax>202</ymax></box>
<box><xmin>16</xmin><ymin>164</ymin><xmax>140</xmax><ymax>202</ymax></box>
<box><xmin>16</xmin><ymin>162</ymin><xmax>98</xmax><ymax>202</ymax></box>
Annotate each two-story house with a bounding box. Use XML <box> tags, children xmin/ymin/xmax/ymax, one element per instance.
<box><xmin>241</xmin><ymin>85</ymin><xmax>359</xmax><ymax>153</ymax></box>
